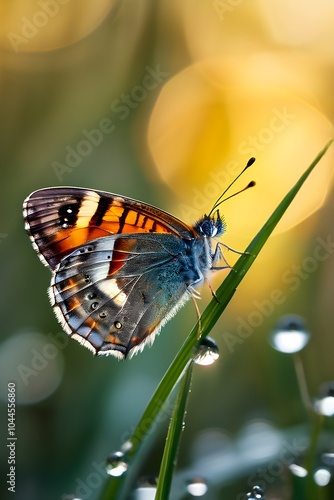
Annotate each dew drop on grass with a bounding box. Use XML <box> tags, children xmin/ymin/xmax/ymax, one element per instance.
<box><xmin>186</xmin><ymin>477</ymin><xmax>208</xmax><ymax>496</ymax></box>
<box><xmin>105</xmin><ymin>451</ymin><xmax>128</xmax><ymax>477</ymax></box>
<box><xmin>321</xmin><ymin>452</ymin><xmax>334</xmax><ymax>467</ymax></box>
<box><xmin>246</xmin><ymin>485</ymin><xmax>265</xmax><ymax>499</ymax></box>
<box><xmin>313</xmin><ymin>468</ymin><xmax>331</xmax><ymax>486</ymax></box>
<box><xmin>194</xmin><ymin>337</ymin><xmax>219</xmax><ymax>365</ymax></box>
<box><xmin>133</xmin><ymin>477</ymin><xmax>157</xmax><ymax>500</ymax></box>
<box><xmin>289</xmin><ymin>463</ymin><xmax>308</xmax><ymax>477</ymax></box>
<box><xmin>61</xmin><ymin>496</ymin><xmax>83</xmax><ymax>500</ymax></box>
<box><xmin>120</xmin><ymin>440</ymin><xmax>133</xmax><ymax>453</ymax></box>
<box><xmin>269</xmin><ymin>315</ymin><xmax>309</xmax><ymax>353</ymax></box>
<box><xmin>314</xmin><ymin>382</ymin><xmax>334</xmax><ymax>416</ymax></box>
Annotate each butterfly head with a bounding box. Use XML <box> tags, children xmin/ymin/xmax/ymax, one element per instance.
<box><xmin>194</xmin><ymin>158</ymin><xmax>256</xmax><ymax>240</ymax></box>
<box><xmin>195</xmin><ymin>210</ymin><xmax>226</xmax><ymax>238</ymax></box>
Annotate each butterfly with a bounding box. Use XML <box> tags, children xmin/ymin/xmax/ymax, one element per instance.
<box><xmin>23</xmin><ymin>160</ymin><xmax>255</xmax><ymax>359</ymax></box>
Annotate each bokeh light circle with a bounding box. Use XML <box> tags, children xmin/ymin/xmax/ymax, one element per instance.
<box><xmin>148</xmin><ymin>59</ymin><xmax>333</xmax><ymax>239</ymax></box>
<box><xmin>0</xmin><ymin>0</ymin><xmax>117</xmax><ymax>53</ymax></box>
<box><xmin>0</xmin><ymin>330</ymin><xmax>64</xmax><ymax>404</ymax></box>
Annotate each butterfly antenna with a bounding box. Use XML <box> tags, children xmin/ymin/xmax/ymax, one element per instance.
<box><xmin>208</xmin><ymin>157</ymin><xmax>256</xmax><ymax>216</ymax></box>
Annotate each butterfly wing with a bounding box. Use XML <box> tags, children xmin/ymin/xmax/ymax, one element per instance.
<box><xmin>50</xmin><ymin>233</ymin><xmax>197</xmax><ymax>359</ymax></box>
<box><xmin>23</xmin><ymin>187</ymin><xmax>195</xmax><ymax>270</ymax></box>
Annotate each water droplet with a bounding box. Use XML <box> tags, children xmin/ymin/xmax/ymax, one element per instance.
<box><xmin>61</xmin><ymin>496</ymin><xmax>83</xmax><ymax>500</ymax></box>
<box><xmin>313</xmin><ymin>468</ymin><xmax>331</xmax><ymax>486</ymax></box>
<box><xmin>134</xmin><ymin>477</ymin><xmax>157</xmax><ymax>500</ymax></box>
<box><xmin>321</xmin><ymin>452</ymin><xmax>334</xmax><ymax>467</ymax></box>
<box><xmin>314</xmin><ymin>382</ymin><xmax>334</xmax><ymax>416</ymax></box>
<box><xmin>114</xmin><ymin>321</ymin><xmax>122</xmax><ymax>329</ymax></box>
<box><xmin>121</xmin><ymin>440</ymin><xmax>133</xmax><ymax>453</ymax></box>
<box><xmin>289</xmin><ymin>463</ymin><xmax>308</xmax><ymax>477</ymax></box>
<box><xmin>91</xmin><ymin>302</ymin><xmax>99</xmax><ymax>310</ymax></box>
<box><xmin>246</xmin><ymin>485</ymin><xmax>265</xmax><ymax>499</ymax></box>
<box><xmin>186</xmin><ymin>477</ymin><xmax>208</xmax><ymax>496</ymax></box>
<box><xmin>269</xmin><ymin>315</ymin><xmax>309</xmax><ymax>353</ymax></box>
<box><xmin>105</xmin><ymin>451</ymin><xmax>128</xmax><ymax>477</ymax></box>
<box><xmin>99</xmin><ymin>311</ymin><xmax>107</xmax><ymax>319</ymax></box>
<box><xmin>0</xmin><ymin>330</ymin><xmax>64</xmax><ymax>404</ymax></box>
<box><xmin>194</xmin><ymin>337</ymin><xmax>219</xmax><ymax>365</ymax></box>
<box><xmin>315</xmin><ymin>396</ymin><xmax>334</xmax><ymax>416</ymax></box>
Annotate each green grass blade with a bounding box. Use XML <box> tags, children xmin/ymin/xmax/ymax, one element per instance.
<box><xmin>155</xmin><ymin>361</ymin><xmax>194</xmax><ymax>500</ymax></box>
<box><xmin>99</xmin><ymin>139</ymin><xmax>333</xmax><ymax>500</ymax></box>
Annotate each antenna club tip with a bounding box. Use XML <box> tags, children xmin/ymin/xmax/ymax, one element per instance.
<box><xmin>248</xmin><ymin>180</ymin><xmax>256</xmax><ymax>187</ymax></box>
<box><xmin>246</xmin><ymin>157</ymin><xmax>256</xmax><ymax>168</ymax></box>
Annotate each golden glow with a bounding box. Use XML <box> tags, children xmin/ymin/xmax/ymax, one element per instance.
<box><xmin>147</xmin><ymin>51</ymin><xmax>333</xmax><ymax>310</ymax></box>
<box><xmin>148</xmin><ymin>59</ymin><xmax>333</xmax><ymax>238</ymax></box>
<box><xmin>0</xmin><ymin>1</ymin><xmax>115</xmax><ymax>53</ymax></box>
<box><xmin>259</xmin><ymin>0</ymin><xmax>334</xmax><ymax>47</ymax></box>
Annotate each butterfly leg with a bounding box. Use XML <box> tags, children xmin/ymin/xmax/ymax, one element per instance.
<box><xmin>206</xmin><ymin>280</ymin><xmax>220</xmax><ymax>304</ymax></box>
<box><xmin>218</xmin><ymin>241</ymin><xmax>253</xmax><ymax>257</ymax></box>
<box><xmin>211</xmin><ymin>243</ymin><xmax>233</xmax><ymax>271</ymax></box>
<box><xmin>212</xmin><ymin>242</ymin><xmax>253</xmax><ymax>272</ymax></box>
<box><xmin>190</xmin><ymin>292</ymin><xmax>203</xmax><ymax>340</ymax></box>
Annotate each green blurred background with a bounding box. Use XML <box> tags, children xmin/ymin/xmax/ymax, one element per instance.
<box><xmin>1</xmin><ymin>1</ymin><xmax>334</xmax><ymax>499</ymax></box>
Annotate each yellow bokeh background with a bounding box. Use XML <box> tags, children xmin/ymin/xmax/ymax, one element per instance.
<box><xmin>0</xmin><ymin>1</ymin><xmax>115</xmax><ymax>52</ymax></box>
<box><xmin>1</xmin><ymin>2</ymin><xmax>334</xmax><ymax>498</ymax></box>
<box><xmin>146</xmin><ymin>58</ymin><xmax>333</xmax><ymax>306</ymax></box>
